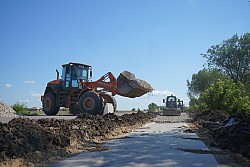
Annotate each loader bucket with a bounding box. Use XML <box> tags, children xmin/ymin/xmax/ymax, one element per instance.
<box><xmin>117</xmin><ymin>71</ymin><xmax>153</xmax><ymax>98</ymax></box>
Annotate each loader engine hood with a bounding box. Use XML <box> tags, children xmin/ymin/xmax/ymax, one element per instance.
<box><xmin>48</xmin><ymin>79</ymin><xmax>61</xmax><ymax>85</ymax></box>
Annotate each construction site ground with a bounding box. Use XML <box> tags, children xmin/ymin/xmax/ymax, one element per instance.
<box><xmin>0</xmin><ymin>111</ymin><xmax>250</xmax><ymax>167</ymax></box>
<box><xmin>52</xmin><ymin>114</ymin><xmax>218</xmax><ymax>167</ymax></box>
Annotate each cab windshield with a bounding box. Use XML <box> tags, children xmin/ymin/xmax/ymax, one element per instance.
<box><xmin>73</xmin><ymin>65</ymin><xmax>89</xmax><ymax>81</ymax></box>
<box><xmin>61</xmin><ymin>64</ymin><xmax>90</xmax><ymax>88</ymax></box>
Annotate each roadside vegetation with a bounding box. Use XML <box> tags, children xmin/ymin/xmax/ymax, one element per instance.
<box><xmin>11</xmin><ymin>102</ymin><xmax>35</xmax><ymax>115</ymax></box>
<box><xmin>148</xmin><ymin>102</ymin><xmax>161</xmax><ymax>112</ymax></box>
<box><xmin>187</xmin><ymin>33</ymin><xmax>250</xmax><ymax>162</ymax></box>
<box><xmin>187</xmin><ymin>32</ymin><xmax>250</xmax><ymax>116</ymax></box>
<box><xmin>11</xmin><ymin>102</ymin><xmax>71</xmax><ymax>116</ymax></box>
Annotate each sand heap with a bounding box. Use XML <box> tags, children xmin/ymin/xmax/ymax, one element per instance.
<box><xmin>0</xmin><ymin>101</ymin><xmax>17</xmax><ymax>117</ymax></box>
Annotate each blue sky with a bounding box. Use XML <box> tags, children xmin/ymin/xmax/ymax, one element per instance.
<box><xmin>0</xmin><ymin>0</ymin><xmax>250</xmax><ymax>110</ymax></box>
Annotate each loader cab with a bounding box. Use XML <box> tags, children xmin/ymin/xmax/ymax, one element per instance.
<box><xmin>61</xmin><ymin>63</ymin><xmax>92</xmax><ymax>89</ymax></box>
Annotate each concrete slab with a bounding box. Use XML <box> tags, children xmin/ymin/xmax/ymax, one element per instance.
<box><xmin>51</xmin><ymin>122</ymin><xmax>218</xmax><ymax>167</ymax></box>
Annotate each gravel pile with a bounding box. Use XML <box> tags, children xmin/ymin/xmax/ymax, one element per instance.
<box><xmin>0</xmin><ymin>101</ymin><xmax>17</xmax><ymax>117</ymax></box>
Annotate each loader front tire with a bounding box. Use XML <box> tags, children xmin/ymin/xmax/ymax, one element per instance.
<box><xmin>69</xmin><ymin>106</ymin><xmax>80</xmax><ymax>115</ymax></box>
<box><xmin>78</xmin><ymin>91</ymin><xmax>103</xmax><ymax>115</ymax></box>
<box><xmin>43</xmin><ymin>93</ymin><xmax>59</xmax><ymax>116</ymax></box>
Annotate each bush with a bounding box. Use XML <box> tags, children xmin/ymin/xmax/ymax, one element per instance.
<box><xmin>201</xmin><ymin>79</ymin><xmax>250</xmax><ymax>115</ymax></box>
<box><xmin>11</xmin><ymin>102</ymin><xmax>29</xmax><ymax>115</ymax></box>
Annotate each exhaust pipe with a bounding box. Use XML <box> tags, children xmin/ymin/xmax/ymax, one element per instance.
<box><xmin>56</xmin><ymin>69</ymin><xmax>59</xmax><ymax>80</ymax></box>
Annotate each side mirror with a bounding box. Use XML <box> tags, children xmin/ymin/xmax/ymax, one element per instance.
<box><xmin>89</xmin><ymin>69</ymin><xmax>92</xmax><ymax>79</ymax></box>
<box><xmin>163</xmin><ymin>99</ymin><xmax>165</xmax><ymax>103</ymax></box>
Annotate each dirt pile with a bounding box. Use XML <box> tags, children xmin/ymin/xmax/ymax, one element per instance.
<box><xmin>212</xmin><ymin>114</ymin><xmax>250</xmax><ymax>159</ymax></box>
<box><xmin>0</xmin><ymin>111</ymin><xmax>156</xmax><ymax>166</ymax></box>
<box><xmin>0</xmin><ymin>101</ymin><xmax>17</xmax><ymax>117</ymax></box>
<box><xmin>192</xmin><ymin>110</ymin><xmax>250</xmax><ymax>159</ymax></box>
<box><xmin>193</xmin><ymin>109</ymin><xmax>229</xmax><ymax>122</ymax></box>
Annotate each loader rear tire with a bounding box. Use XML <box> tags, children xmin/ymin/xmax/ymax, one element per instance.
<box><xmin>43</xmin><ymin>93</ymin><xmax>59</xmax><ymax>116</ymax></box>
<box><xmin>78</xmin><ymin>91</ymin><xmax>103</xmax><ymax>115</ymax></box>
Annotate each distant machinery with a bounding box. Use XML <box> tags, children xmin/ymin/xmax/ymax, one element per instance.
<box><xmin>162</xmin><ymin>94</ymin><xmax>183</xmax><ymax>116</ymax></box>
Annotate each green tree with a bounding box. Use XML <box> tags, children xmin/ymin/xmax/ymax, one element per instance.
<box><xmin>202</xmin><ymin>33</ymin><xmax>250</xmax><ymax>84</ymax></box>
<box><xmin>201</xmin><ymin>79</ymin><xmax>250</xmax><ymax>115</ymax></box>
<box><xmin>187</xmin><ymin>69</ymin><xmax>226</xmax><ymax>98</ymax></box>
<box><xmin>188</xmin><ymin>96</ymin><xmax>200</xmax><ymax>110</ymax></box>
<box><xmin>148</xmin><ymin>103</ymin><xmax>159</xmax><ymax>111</ymax></box>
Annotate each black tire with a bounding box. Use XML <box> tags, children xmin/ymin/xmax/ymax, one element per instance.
<box><xmin>78</xmin><ymin>91</ymin><xmax>103</xmax><ymax>115</ymax></box>
<box><xmin>69</xmin><ymin>106</ymin><xmax>80</xmax><ymax>115</ymax></box>
<box><xmin>43</xmin><ymin>93</ymin><xmax>59</xmax><ymax>115</ymax></box>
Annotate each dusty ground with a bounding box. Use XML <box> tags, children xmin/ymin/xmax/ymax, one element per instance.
<box><xmin>1</xmin><ymin>110</ymin><xmax>250</xmax><ymax>167</ymax></box>
<box><xmin>0</xmin><ymin>111</ymin><xmax>156</xmax><ymax>167</ymax></box>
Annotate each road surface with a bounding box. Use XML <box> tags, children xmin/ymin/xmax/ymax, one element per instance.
<box><xmin>0</xmin><ymin>113</ymin><xmax>219</xmax><ymax>166</ymax></box>
<box><xmin>51</xmin><ymin>116</ymin><xmax>219</xmax><ymax>167</ymax></box>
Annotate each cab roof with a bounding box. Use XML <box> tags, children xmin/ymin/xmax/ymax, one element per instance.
<box><xmin>62</xmin><ymin>62</ymin><xmax>92</xmax><ymax>68</ymax></box>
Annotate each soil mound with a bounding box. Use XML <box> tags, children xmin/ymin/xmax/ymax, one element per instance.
<box><xmin>192</xmin><ymin>110</ymin><xmax>250</xmax><ymax>159</ymax></box>
<box><xmin>212</xmin><ymin>115</ymin><xmax>250</xmax><ymax>159</ymax></box>
<box><xmin>0</xmin><ymin>111</ymin><xmax>156</xmax><ymax>166</ymax></box>
<box><xmin>194</xmin><ymin>109</ymin><xmax>229</xmax><ymax>122</ymax></box>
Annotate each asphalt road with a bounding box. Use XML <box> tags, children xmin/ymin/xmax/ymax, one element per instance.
<box><xmin>51</xmin><ymin>120</ymin><xmax>218</xmax><ymax>167</ymax></box>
